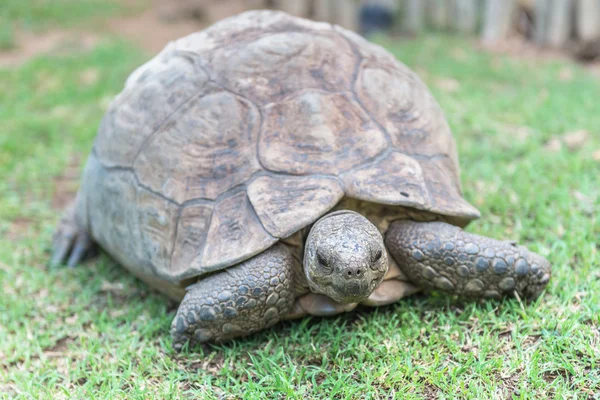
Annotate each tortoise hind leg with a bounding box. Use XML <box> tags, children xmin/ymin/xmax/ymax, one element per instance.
<box><xmin>171</xmin><ymin>244</ymin><xmax>296</xmax><ymax>350</ymax></box>
<box><xmin>385</xmin><ymin>221</ymin><xmax>551</xmax><ymax>300</ymax></box>
<box><xmin>51</xmin><ymin>200</ymin><xmax>96</xmax><ymax>267</ymax></box>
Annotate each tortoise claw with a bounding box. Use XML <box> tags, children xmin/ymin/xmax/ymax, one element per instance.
<box><xmin>51</xmin><ymin>234</ymin><xmax>75</xmax><ymax>267</ymax></box>
<box><xmin>51</xmin><ymin>202</ymin><xmax>96</xmax><ymax>268</ymax></box>
<box><xmin>66</xmin><ymin>232</ymin><xmax>93</xmax><ymax>268</ymax></box>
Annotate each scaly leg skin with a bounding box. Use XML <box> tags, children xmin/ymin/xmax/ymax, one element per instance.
<box><xmin>51</xmin><ymin>201</ymin><xmax>95</xmax><ymax>268</ymax></box>
<box><xmin>171</xmin><ymin>244</ymin><xmax>296</xmax><ymax>350</ymax></box>
<box><xmin>385</xmin><ymin>221</ymin><xmax>551</xmax><ymax>300</ymax></box>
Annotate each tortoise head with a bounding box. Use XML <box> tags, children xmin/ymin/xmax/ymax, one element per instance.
<box><xmin>304</xmin><ymin>211</ymin><xmax>388</xmax><ymax>304</ymax></box>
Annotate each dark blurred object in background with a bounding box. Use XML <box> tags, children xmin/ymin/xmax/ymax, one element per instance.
<box><xmin>358</xmin><ymin>0</ymin><xmax>398</xmax><ymax>35</ymax></box>
<box><xmin>573</xmin><ymin>40</ymin><xmax>600</xmax><ymax>61</ymax></box>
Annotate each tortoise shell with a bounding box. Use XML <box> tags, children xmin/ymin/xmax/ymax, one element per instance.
<box><xmin>77</xmin><ymin>10</ymin><xmax>480</xmax><ymax>286</ymax></box>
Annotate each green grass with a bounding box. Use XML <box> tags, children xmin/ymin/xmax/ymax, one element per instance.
<box><xmin>0</xmin><ymin>0</ymin><xmax>143</xmax><ymax>49</ymax></box>
<box><xmin>0</xmin><ymin>25</ymin><xmax>16</xmax><ymax>51</ymax></box>
<box><xmin>2</xmin><ymin>27</ymin><xmax>600</xmax><ymax>399</ymax></box>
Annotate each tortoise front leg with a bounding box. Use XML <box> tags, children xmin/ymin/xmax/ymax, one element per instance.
<box><xmin>385</xmin><ymin>221</ymin><xmax>551</xmax><ymax>300</ymax></box>
<box><xmin>171</xmin><ymin>244</ymin><xmax>296</xmax><ymax>350</ymax></box>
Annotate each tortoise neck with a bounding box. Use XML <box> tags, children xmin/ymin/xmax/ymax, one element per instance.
<box><xmin>279</xmin><ymin>227</ymin><xmax>311</xmax><ymax>295</ymax></box>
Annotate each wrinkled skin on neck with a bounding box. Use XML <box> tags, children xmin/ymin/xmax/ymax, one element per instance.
<box><xmin>304</xmin><ymin>211</ymin><xmax>388</xmax><ymax>303</ymax></box>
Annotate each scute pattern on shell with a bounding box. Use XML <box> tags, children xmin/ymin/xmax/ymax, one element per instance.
<box><xmin>87</xmin><ymin>10</ymin><xmax>480</xmax><ymax>284</ymax></box>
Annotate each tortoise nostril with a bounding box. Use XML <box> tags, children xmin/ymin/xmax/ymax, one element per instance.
<box><xmin>346</xmin><ymin>268</ymin><xmax>364</xmax><ymax>278</ymax></box>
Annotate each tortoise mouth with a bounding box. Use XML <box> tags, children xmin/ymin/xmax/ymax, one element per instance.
<box><xmin>307</xmin><ymin>269</ymin><xmax>385</xmax><ymax>304</ymax></box>
<box><xmin>328</xmin><ymin>278</ymin><xmax>378</xmax><ymax>303</ymax></box>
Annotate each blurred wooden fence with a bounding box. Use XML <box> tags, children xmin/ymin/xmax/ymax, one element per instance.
<box><xmin>160</xmin><ymin>0</ymin><xmax>600</xmax><ymax>49</ymax></box>
<box><xmin>398</xmin><ymin>0</ymin><xmax>600</xmax><ymax>48</ymax></box>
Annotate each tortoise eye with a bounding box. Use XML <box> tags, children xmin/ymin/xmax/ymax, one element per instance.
<box><xmin>372</xmin><ymin>249</ymin><xmax>383</xmax><ymax>263</ymax></box>
<box><xmin>316</xmin><ymin>252</ymin><xmax>330</xmax><ymax>270</ymax></box>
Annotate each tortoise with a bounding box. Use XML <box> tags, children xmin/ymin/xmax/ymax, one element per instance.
<box><xmin>51</xmin><ymin>10</ymin><xmax>551</xmax><ymax>350</ymax></box>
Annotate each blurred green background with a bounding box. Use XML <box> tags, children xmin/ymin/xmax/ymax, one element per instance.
<box><xmin>1</xmin><ymin>1</ymin><xmax>599</xmax><ymax>398</ymax></box>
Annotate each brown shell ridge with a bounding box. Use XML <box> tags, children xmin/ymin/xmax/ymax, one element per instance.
<box><xmin>90</xmin><ymin>159</ymin><xmax>182</xmax><ymax>280</ymax></box>
<box><xmin>175</xmin><ymin>50</ymin><xmax>214</xmax><ymax>78</ymax></box>
<box><xmin>333</xmin><ymin>26</ymin><xmax>479</xmax><ymax>221</ymax></box>
<box><xmin>91</xmin><ymin>147</ymin><xmax>180</xmax><ymax>207</ymax></box>
<box><xmin>177</xmin><ymin>25</ymin><xmax>336</xmax><ymax>60</ymax></box>
<box><xmin>255</xmin><ymin>107</ymin><xmax>270</xmax><ymax>174</ymax></box>
<box><xmin>408</xmin><ymin>153</ymin><xmax>452</xmax><ymax>162</ymax></box>
<box><xmin>203</xmin><ymin>77</ymin><xmax>267</xmax><ymax>173</ymax></box>
<box><xmin>94</xmin><ymin>49</ymin><xmax>186</xmax><ymax>163</ymax></box>
<box><xmin>167</xmin><ymin>204</ymin><xmax>186</xmax><ymax>277</ymax></box>
<box><xmin>185</xmin><ymin>189</ymin><xmax>278</xmax><ymax>281</ymax></box>
<box><xmin>178</xmin><ymin>50</ymin><xmax>357</xmax><ymax>180</ymax></box>
<box><xmin>246</xmin><ymin>192</ymin><xmax>277</xmax><ymax>241</ymax></box>
<box><xmin>177</xmin><ymin>50</ymin><xmax>264</xmax><ymax>110</ymax></box>
<box><xmin>194</xmin><ymin>17</ymin><xmax>333</xmax><ymax>58</ymax></box>
<box><xmin>421</xmin><ymin>159</ymin><xmax>478</xmax><ymax>218</ymax></box>
<box><xmin>333</xmin><ymin>27</ymin><xmax>394</xmax><ymax>147</ymax></box>
<box><xmin>130</xmin><ymin>54</ymin><xmax>264</xmax><ymax>203</ymax></box>
<box><xmin>256</xmin><ymin>169</ymin><xmax>343</xmax><ymax>181</ymax></box>
<box><xmin>175</xmin><ymin>169</ymin><xmax>341</xmax><ymax>209</ymax></box>
<box><xmin>247</xmin><ymin>174</ymin><xmax>345</xmax><ymax>239</ymax></box>
<box><xmin>334</xmin><ymin>27</ymin><xmax>364</xmax><ymax>102</ymax></box>
<box><xmin>337</xmin><ymin>147</ymin><xmax>393</xmax><ymax>178</ymax></box>
<box><xmin>95</xmin><ymin>155</ymin><xmax>344</xmax><ymax>223</ymax></box>
<box><xmin>350</xmin><ymin>90</ymin><xmax>393</xmax><ymax>144</ymax></box>
<box><xmin>176</xmin><ymin>51</ymin><xmax>273</xmax><ymax>174</ymax></box>
<box><xmin>168</xmin><ymin>192</ymin><xmax>239</xmax><ymax>282</ymax></box>
<box><xmin>94</xmin><ymin>49</ymin><xmax>212</xmax><ymax>170</ymax></box>
<box><xmin>85</xmin><ymin>153</ymin><xmax>178</xmax><ymax>281</ymax></box>
<box><xmin>261</xmin><ymin>88</ymin><xmax>354</xmax><ymax>108</ymax></box>
<box><xmin>179</xmin><ymin>29</ymin><xmax>357</xmax><ymax>107</ymax></box>
<box><xmin>258</xmin><ymin>89</ymin><xmax>380</xmax><ymax>177</ymax></box>
<box><xmin>339</xmin><ymin>149</ymin><xmax>435</xmax><ymax>210</ymax></box>
<box><xmin>167</xmin><ymin>196</ymin><xmax>217</xmax><ymax>280</ymax></box>
<box><xmin>129</xmin><ymin>87</ymin><xmax>211</xmax><ymax>168</ymax></box>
